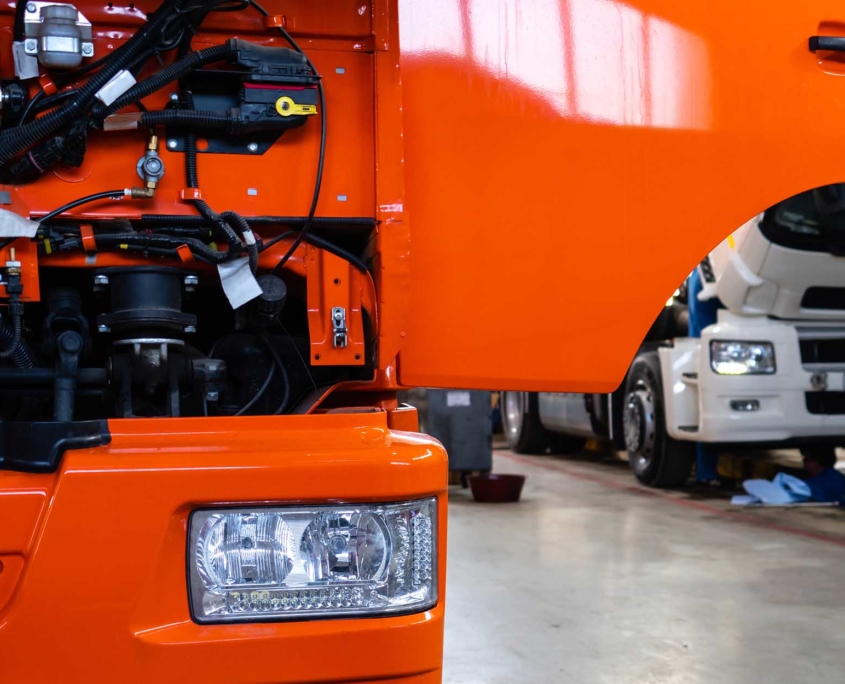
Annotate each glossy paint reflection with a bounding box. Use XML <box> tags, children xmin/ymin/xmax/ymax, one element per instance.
<box><xmin>398</xmin><ymin>0</ymin><xmax>845</xmax><ymax>392</ymax></box>
<box><xmin>399</xmin><ymin>0</ymin><xmax>711</xmax><ymax>129</ymax></box>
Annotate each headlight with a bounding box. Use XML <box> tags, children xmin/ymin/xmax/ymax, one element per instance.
<box><xmin>188</xmin><ymin>498</ymin><xmax>437</xmax><ymax>623</ymax></box>
<box><xmin>710</xmin><ymin>340</ymin><xmax>776</xmax><ymax>375</ymax></box>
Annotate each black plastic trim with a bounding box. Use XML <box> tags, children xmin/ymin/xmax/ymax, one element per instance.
<box><xmin>0</xmin><ymin>420</ymin><xmax>111</xmax><ymax>472</ymax></box>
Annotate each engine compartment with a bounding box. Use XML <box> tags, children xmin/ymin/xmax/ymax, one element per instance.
<box><xmin>0</xmin><ymin>0</ymin><xmax>380</xmax><ymax>464</ymax></box>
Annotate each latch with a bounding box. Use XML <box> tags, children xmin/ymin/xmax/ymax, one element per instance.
<box><xmin>332</xmin><ymin>307</ymin><xmax>347</xmax><ymax>349</ymax></box>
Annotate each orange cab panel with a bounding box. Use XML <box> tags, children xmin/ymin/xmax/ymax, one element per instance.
<box><xmin>397</xmin><ymin>0</ymin><xmax>845</xmax><ymax>392</ymax></box>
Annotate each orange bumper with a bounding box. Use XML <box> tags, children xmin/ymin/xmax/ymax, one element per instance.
<box><xmin>0</xmin><ymin>412</ymin><xmax>447</xmax><ymax>684</ymax></box>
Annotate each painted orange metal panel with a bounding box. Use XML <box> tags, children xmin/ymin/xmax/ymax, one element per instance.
<box><xmin>396</xmin><ymin>0</ymin><xmax>845</xmax><ymax>392</ymax></box>
<box><xmin>0</xmin><ymin>412</ymin><xmax>447</xmax><ymax>684</ymax></box>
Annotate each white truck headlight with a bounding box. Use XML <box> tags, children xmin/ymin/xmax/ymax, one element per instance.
<box><xmin>710</xmin><ymin>340</ymin><xmax>776</xmax><ymax>375</ymax></box>
<box><xmin>188</xmin><ymin>499</ymin><xmax>437</xmax><ymax>623</ymax></box>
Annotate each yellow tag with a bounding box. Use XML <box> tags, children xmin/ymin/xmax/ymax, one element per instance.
<box><xmin>44</xmin><ymin>239</ymin><xmax>52</xmax><ymax>255</ymax></box>
<box><xmin>275</xmin><ymin>96</ymin><xmax>317</xmax><ymax>117</ymax></box>
<box><xmin>727</xmin><ymin>234</ymin><xmax>735</xmax><ymax>249</ymax></box>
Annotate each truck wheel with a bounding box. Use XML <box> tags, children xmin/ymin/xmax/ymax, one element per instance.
<box><xmin>502</xmin><ymin>391</ymin><xmax>553</xmax><ymax>454</ymax></box>
<box><xmin>623</xmin><ymin>352</ymin><xmax>694</xmax><ymax>488</ymax></box>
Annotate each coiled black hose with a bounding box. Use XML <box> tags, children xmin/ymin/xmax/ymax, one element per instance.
<box><xmin>0</xmin><ymin>314</ymin><xmax>33</xmax><ymax>368</ymax></box>
<box><xmin>0</xmin><ymin>0</ymin><xmax>189</xmax><ymax>165</ymax></box>
<box><xmin>0</xmin><ymin>314</ymin><xmax>23</xmax><ymax>360</ymax></box>
<box><xmin>95</xmin><ymin>42</ymin><xmax>232</xmax><ymax>119</ymax></box>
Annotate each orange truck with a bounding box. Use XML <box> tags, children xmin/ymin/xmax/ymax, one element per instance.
<box><xmin>0</xmin><ymin>0</ymin><xmax>843</xmax><ymax>681</ymax></box>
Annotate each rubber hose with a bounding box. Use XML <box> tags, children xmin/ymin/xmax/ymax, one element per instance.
<box><xmin>97</xmin><ymin>42</ymin><xmax>231</xmax><ymax>119</ymax></box>
<box><xmin>182</xmin><ymin>90</ymin><xmax>199</xmax><ymax>188</ymax></box>
<box><xmin>94</xmin><ymin>232</ymin><xmax>230</xmax><ymax>262</ymax></box>
<box><xmin>139</xmin><ymin>109</ymin><xmax>231</xmax><ymax>132</ymax></box>
<box><xmin>0</xmin><ymin>315</ymin><xmax>33</xmax><ymax>368</ymax></box>
<box><xmin>13</xmin><ymin>0</ymin><xmax>26</xmax><ymax>42</ymax></box>
<box><xmin>0</xmin><ymin>314</ymin><xmax>22</xmax><ymax>360</ymax></box>
<box><xmin>0</xmin><ymin>0</ymin><xmax>189</xmax><ymax>165</ymax></box>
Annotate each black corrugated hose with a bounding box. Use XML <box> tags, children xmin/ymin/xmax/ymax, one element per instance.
<box><xmin>94</xmin><ymin>42</ymin><xmax>232</xmax><ymax>121</ymax></box>
<box><xmin>0</xmin><ymin>314</ymin><xmax>34</xmax><ymax>367</ymax></box>
<box><xmin>0</xmin><ymin>0</ymin><xmax>194</xmax><ymax>166</ymax></box>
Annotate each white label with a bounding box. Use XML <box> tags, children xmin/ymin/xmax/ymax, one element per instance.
<box><xmin>217</xmin><ymin>256</ymin><xmax>263</xmax><ymax>309</ymax></box>
<box><xmin>95</xmin><ymin>69</ymin><xmax>137</xmax><ymax>106</ymax></box>
<box><xmin>446</xmin><ymin>391</ymin><xmax>471</xmax><ymax>407</ymax></box>
<box><xmin>0</xmin><ymin>208</ymin><xmax>38</xmax><ymax>238</ymax></box>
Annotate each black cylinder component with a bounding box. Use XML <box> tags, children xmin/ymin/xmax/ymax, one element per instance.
<box><xmin>95</xmin><ymin>267</ymin><xmax>197</xmax><ymax>336</ymax></box>
<box><xmin>242</xmin><ymin>274</ymin><xmax>287</xmax><ymax>330</ymax></box>
<box><xmin>54</xmin><ymin>330</ymin><xmax>82</xmax><ymax>422</ymax></box>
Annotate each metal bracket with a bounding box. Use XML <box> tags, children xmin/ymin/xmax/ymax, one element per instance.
<box><xmin>332</xmin><ymin>307</ymin><xmax>348</xmax><ymax>349</ymax></box>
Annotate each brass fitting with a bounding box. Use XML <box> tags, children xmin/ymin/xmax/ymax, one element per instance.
<box><xmin>130</xmin><ymin>187</ymin><xmax>156</xmax><ymax>199</ymax></box>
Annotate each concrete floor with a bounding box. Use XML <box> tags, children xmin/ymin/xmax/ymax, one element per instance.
<box><xmin>443</xmin><ymin>451</ymin><xmax>845</xmax><ymax>684</ymax></box>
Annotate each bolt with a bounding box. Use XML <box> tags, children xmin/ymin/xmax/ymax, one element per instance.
<box><xmin>97</xmin><ymin>324</ymin><xmax>111</xmax><ymax>334</ymax></box>
<box><xmin>184</xmin><ymin>275</ymin><xmax>199</xmax><ymax>287</ymax></box>
<box><xmin>93</xmin><ymin>274</ymin><xmax>109</xmax><ymax>286</ymax></box>
<box><xmin>247</xmin><ymin>142</ymin><xmax>259</xmax><ymax>153</ymax></box>
<box><xmin>169</xmin><ymin>93</ymin><xmax>180</xmax><ymax>103</ymax></box>
<box><xmin>24</xmin><ymin>39</ymin><xmax>37</xmax><ymax>52</ymax></box>
<box><xmin>167</xmin><ymin>140</ymin><xmax>177</xmax><ymax>150</ymax></box>
<box><xmin>81</xmin><ymin>43</ymin><xmax>94</xmax><ymax>57</ymax></box>
<box><xmin>26</xmin><ymin>2</ymin><xmax>36</xmax><ymax>12</ymax></box>
<box><xmin>184</xmin><ymin>325</ymin><xmax>197</xmax><ymax>334</ymax></box>
<box><xmin>205</xmin><ymin>390</ymin><xmax>219</xmax><ymax>402</ymax></box>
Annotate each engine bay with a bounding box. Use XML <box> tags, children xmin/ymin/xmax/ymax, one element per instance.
<box><xmin>0</xmin><ymin>0</ymin><xmax>380</xmax><ymax>463</ymax></box>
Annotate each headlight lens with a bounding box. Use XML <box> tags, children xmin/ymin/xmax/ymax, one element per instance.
<box><xmin>189</xmin><ymin>498</ymin><xmax>437</xmax><ymax>623</ymax></box>
<box><xmin>710</xmin><ymin>340</ymin><xmax>776</xmax><ymax>375</ymax></box>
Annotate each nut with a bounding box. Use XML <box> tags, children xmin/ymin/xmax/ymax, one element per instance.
<box><xmin>97</xmin><ymin>324</ymin><xmax>111</xmax><ymax>334</ymax></box>
<box><xmin>93</xmin><ymin>274</ymin><xmax>109</xmax><ymax>286</ymax></box>
<box><xmin>247</xmin><ymin>142</ymin><xmax>259</xmax><ymax>153</ymax></box>
<box><xmin>184</xmin><ymin>325</ymin><xmax>197</xmax><ymax>334</ymax></box>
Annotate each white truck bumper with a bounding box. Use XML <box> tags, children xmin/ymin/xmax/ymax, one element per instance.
<box><xmin>659</xmin><ymin>313</ymin><xmax>845</xmax><ymax>444</ymax></box>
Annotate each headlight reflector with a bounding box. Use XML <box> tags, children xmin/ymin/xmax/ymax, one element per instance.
<box><xmin>710</xmin><ymin>340</ymin><xmax>776</xmax><ymax>375</ymax></box>
<box><xmin>189</xmin><ymin>499</ymin><xmax>437</xmax><ymax>622</ymax></box>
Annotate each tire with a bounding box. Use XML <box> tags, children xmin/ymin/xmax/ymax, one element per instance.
<box><xmin>501</xmin><ymin>391</ymin><xmax>554</xmax><ymax>454</ymax></box>
<box><xmin>623</xmin><ymin>351</ymin><xmax>694</xmax><ymax>488</ymax></box>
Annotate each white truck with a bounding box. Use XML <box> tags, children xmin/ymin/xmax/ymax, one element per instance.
<box><xmin>503</xmin><ymin>186</ymin><xmax>845</xmax><ymax>487</ymax></box>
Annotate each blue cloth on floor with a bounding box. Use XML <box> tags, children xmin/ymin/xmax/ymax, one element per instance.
<box><xmin>732</xmin><ymin>473</ymin><xmax>811</xmax><ymax>505</ymax></box>
<box><xmin>806</xmin><ymin>468</ymin><xmax>845</xmax><ymax>503</ymax></box>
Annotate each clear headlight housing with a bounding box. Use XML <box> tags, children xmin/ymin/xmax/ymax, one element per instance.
<box><xmin>189</xmin><ymin>499</ymin><xmax>437</xmax><ymax>623</ymax></box>
<box><xmin>710</xmin><ymin>340</ymin><xmax>776</xmax><ymax>375</ymax></box>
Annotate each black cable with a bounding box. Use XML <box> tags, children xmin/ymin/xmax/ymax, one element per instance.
<box><xmin>96</xmin><ymin>43</ymin><xmax>231</xmax><ymax>120</ymax></box>
<box><xmin>260</xmin><ymin>332</ymin><xmax>290</xmax><ymax>414</ymax></box>
<box><xmin>16</xmin><ymin>91</ymin><xmax>45</xmax><ymax>128</ymax></box>
<box><xmin>260</xmin><ymin>230</ymin><xmax>369</xmax><ymax>274</ymax></box>
<box><xmin>13</xmin><ymin>0</ymin><xmax>26</xmax><ymax>42</ymax></box>
<box><xmin>234</xmin><ymin>353</ymin><xmax>275</xmax><ymax>415</ymax></box>
<box><xmin>39</xmin><ymin>190</ymin><xmax>125</xmax><ymax>223</ymax></box>
<box><xmin>247</xmin><ymin>0</ymin><xmax>327</xmax><ymax>277</ymax></box>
